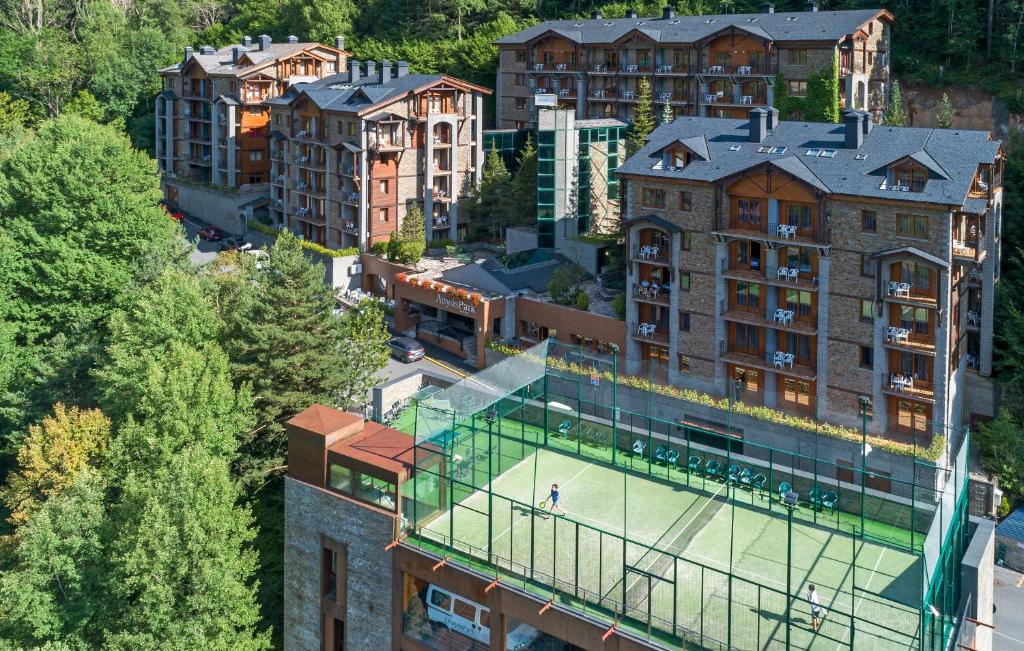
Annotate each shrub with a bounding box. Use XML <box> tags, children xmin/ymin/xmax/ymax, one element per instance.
<box><xmin>370</xmin><ymin>241</ymin><xmax>388</xmax><ymax>256</ymax></box>
<box><xmin>998</xmin><ymin>495</ymin><xmax>1012</xmax><ymax>519</ymax></box>
<box><xmin>610</xmin><ymin>294</ymin><xmax>626</xmax><ymax>320</ymax></box>
<box><xmin>576</xmin><ymin>292</ymin><xmax>590</xmax><ymax>311</ymax></box>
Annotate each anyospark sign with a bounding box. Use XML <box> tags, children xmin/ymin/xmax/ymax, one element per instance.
<box><xmin>435</xmin><ymin>293</ymin><xmax>477</xmax><ymax>315</ymax></box>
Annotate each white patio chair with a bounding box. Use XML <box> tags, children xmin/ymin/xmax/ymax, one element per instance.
<box><xmin>784</xmin><ymin>353</ymin><xmax>795</xmax><ymax>368</ymax></box>
<box><xmin>788</xmin><ymin>268</ymin><xmax>799</xmax><ymax>282</ymax></box>
<box><xmin>773</xmin><ymin>352</ymin><xmax>785</xmax><ymax>369</ymax></box>
<box><xmin>777</xmin><ymin>267</ymin><xmax>789</xmax><ymax>280</ymax></box>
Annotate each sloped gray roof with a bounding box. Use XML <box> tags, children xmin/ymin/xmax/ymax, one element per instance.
<box><xmin>495</xmin><ymin>9</ymin><xmax>886</xmax><ymax>46</ymax></box>
<box><xmin>187</xmin><ymin>42</ymin><xmax>326</xmax><ymax>76</ymax></box>
<box><xmin>996</xmin><ymin>508</ymin><xmax>1024</xmax><ymax>543</ymax></box>
<box><xmin>266</xmin><ymin>73</ymin><xmax>446</xmax><ymax>115</ymax></box>
<box><xmin>616</xmin><ymin>115</ymin><xmax>1001</xmax><ymax>208</ymax></box>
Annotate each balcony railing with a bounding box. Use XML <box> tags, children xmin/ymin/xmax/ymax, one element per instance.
<box><xmin>632</xmin><ymin>245</ymin><xmax>670</xmax><ymax>265</ymax></box>
<box><xmin>634</xmin><ymin>283</ymin><xmax>669</xmax><ymax>304</ymax></box>
<box><xmin>634</xmin><ymin>323</ymin><xmax>669</xmax><ymax>343</ymax></box>
<box><xmin>432</xmin><ymin>216</ymin><xmax>451</xmax><ymax>229</ymax></box>
<box><xmin>342</xmin><ymin>219</ymin><xmax>359</xmax><ymax>231</ymax></box>
<box><xmin>884</xmin><ymin>373</ymin><xmax>935</xmax><ymax>401</ymax></box>
<box><xmin>885</xmin><ymin>281</ymin><xmax>937</xmax><ymax>306</ymax></box>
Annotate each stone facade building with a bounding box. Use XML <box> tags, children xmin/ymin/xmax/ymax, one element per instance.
<box><xmin>616</xmin><ymin>108</ymin><xmax>1003</xmax><ymax>442</ymax></box>
<box><xmin>265</xmin><ymin>62</ymin><xmax>490</xmax><ymax>250</ymax></box>
<box><xmin>156</xmin><ymin>36</ymin><xmax>349</xmax><ymax>224</ymax></box>
<box><xmin>493</xmin><ymin>4</ymin><xmax>893</xmax><ymax>129</ymax></box>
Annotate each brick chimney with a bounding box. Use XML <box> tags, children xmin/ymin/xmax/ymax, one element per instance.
<box><xmin>242</xmin><ymin>35</ymin><xmax>252</xmax><ymax>48</ymax></box>
<box><xmin>380</xmin><ymin>60</ymin><xmax>391</xmax><ymax>82</ymax></box>
<box><xmin>396</xmin><ymin>61</ymin><xmax>410</xmax><ymax>78</ymax></box>
<box><xmin>232</xmin><ymin>45</ymin><xmax>244</xmax><ymax>64</ymax></box>
<box><xmin>663</xmin><ymin>6</ymin><xmax>675</xmax><ymax>19</ymax></box>
<box><xmin>288</xmin><ymin>35</ymin><xmax>298</xmax><ymax>44</ymax></box>
<box><xmin>860</xmin><ymin>110</ymin><xmax>874</xmax><ymax>135</ymax></box>
<box><xmin>335</xmin><ymin>35</ymin><xmax>345</xmax><ymax>50</ymax></box>
<box><xmin>258</xmin><ymin>34</ymin><xmax>271</xmax><ymax>51</ymax></box>
<box><xmin>804</xmin><ymin>1</ymin><xmax>819</xmax><ymax>11</ymax></box>
<box><xmin>365</xmin><ymin>61</ymin><xmax>376</xmax><ymax>80</ymax></box>
<box><xmin>591</xmin><ymin>10</ymin><xmax>602</xmax><ymax>18</ymax></box>
<box><xmin>199</xmin><ymin>45</ymin><xmax>215</xmax><ymax>54</ymax></box>
<box><xmin>760</xmin><ymin>2</ymin><xmax>775</xmax><ymax>13</ymax></box>
<box><xmin>766</xmin><ymin>106</ymin><xmax>780</xmax><ymax>130</ymax></box>
<box><xmin>626</xmin><ymin>9</ymin><xmax>638</xmax><ymax>18</ymax></box>
<box><xmin>349</xmin><ymin>60</ymin><xmax>361</xmax><ymax>83</ymax></box>
<box><xmin>748</xmin><ymin>107</ymin><xmax>768</xmax><ymax>143</ymax></box>
<box><xmin>184</xmin><ymin>46</ymin><xmax>194</xmax><ymax>61</ymax></box>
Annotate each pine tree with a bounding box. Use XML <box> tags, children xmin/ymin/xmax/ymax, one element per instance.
<box><xmin>661</xmin><ymin>99</ymin><xmax>673</xmax><ymax>125</ymax></box>
<box><xmin>509</xmin><ymin>133</ymin><xmax>538</xmax><ymax>225</ymax></box>
<box><xmin>630</xmin><ymin>77</ymin><xmax>655</xmax><ymax>153</ymax></box>
<box><xmin>886</xmin><ymin>80</ymin><xmax>908</xmax><ymax>126</ymax></box>
<box><xmin>398</xmin><ymin>204</ymin><xmax>427</xmax><ymax>262</ymax></box>
<box><xmin>219</xmin><ymin>231</ymin><xmax>388</xmax><ymax>480</ymax></box>
<box><xmin>937</xmin><ymin>92</ymin><xmax>954</xmax><ymax>128</ymax></box>
<box><xmin>471</xmin><ymin>146</ymin><xmax>513</xmax><ymax>236</ymax></box>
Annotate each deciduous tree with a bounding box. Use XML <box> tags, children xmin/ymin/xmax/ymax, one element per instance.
<box><xmin>0</xmin><ymin>403</ymin><xmax>111</xmax><ymax>526</ymax></box>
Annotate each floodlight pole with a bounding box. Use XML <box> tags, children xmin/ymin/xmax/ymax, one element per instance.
<box><xmin>785</xmin><ymin>501</ymin><xmax>794</xmax><ymax>650</ymax></box>
<box><xmin>858</xmin><ymin>396</ymin><xmax>871</xmax><ymax>536</ymax></box>
<box><xmin>486</xmin><ymin>413</ymin><xmax>495</xmax><ymax>562</ymax></box>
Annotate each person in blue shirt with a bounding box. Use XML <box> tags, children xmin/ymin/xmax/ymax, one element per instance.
<box><xmin>543</xmin><ymin>483</ymin><xmax>566</xmax><ymax>518</ymax></box>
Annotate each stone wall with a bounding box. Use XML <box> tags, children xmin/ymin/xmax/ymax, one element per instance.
<box><xmin>284</xmin><ymin>476</ymin><xmax>396</xmax><ymax>651</ymax></box>
<box><xmin>162</xmin><ymin>178</ymin><xmax>264</xmax><ymax>233</ymax></box>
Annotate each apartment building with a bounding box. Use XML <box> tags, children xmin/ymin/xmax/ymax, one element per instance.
<box><xmin>156</xmin><ymin>36</ymin><xmax>348</xmax><ymax>206</ymax></box>
<box><xmin>494</xmin><ymin>4</ymin><xmax>892</xmax><ymax>129</ymax></box>
<box><xmin>616</xmin><ymin>108</ymin><xmax>1003</xmax><ymax>441</ymax></box>
<box><xmin>265</xmin><ymin>61</ymin><xmax>490</xmax><ymax>250</ymax></box>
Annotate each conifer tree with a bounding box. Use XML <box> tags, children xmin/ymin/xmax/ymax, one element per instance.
<box><xmin>886</xmin><ymin>80</ymin><xmax>908</xmax><ymax>126</ymax></box>
<box><xmin>399</xmin><ymin>204</ymin><xmax>427</xmax><ymax>262</ymax></box>
<box><xmin>661</xmin><ymin>99</ymin><xmax>673</xmax><ymax>125</ymax></box>
<box><xmin>937</xmin><ymin>92</ymin><xmax>954</xmax><ymax>128</ymax></box>
<box><xmin>509</xmin><ymin>133</ymin><xmax>538</xmax><ymax>224</ymax></box>
<box><xmin>630</xmin><ymin>77</ymin><xmax>655</xmax><ymax>153</ymax></box>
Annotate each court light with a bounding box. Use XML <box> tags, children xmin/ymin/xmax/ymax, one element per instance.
<box><xmin>783</xmin><ymin>491</ymin><xmax>799</xmax><ymax>508</ymax></box>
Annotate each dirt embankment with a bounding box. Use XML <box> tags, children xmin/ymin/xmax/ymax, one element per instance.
<box><xmin>901</xmin><ymin>82</ymin><xmax>1023</xmax><ymax>136</ymax></box>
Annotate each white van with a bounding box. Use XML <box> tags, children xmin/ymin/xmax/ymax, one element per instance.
<box><xmin>425</xmin><ymin>584</ymin><xmax>540</xmax><ymax>649</ymax></box>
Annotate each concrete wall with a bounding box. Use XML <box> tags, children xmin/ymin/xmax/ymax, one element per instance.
<box><xmin>961</xmin><ymin>519</ymin><xmax>995</xmax><ymax>650</ymax></box>
<box><xmin>307</xmin><ymin>253</ymin><xmax>361</xmax><ymax>290</ymax></box>
<box><xmin>506</xmin><ymin>226</ymin><xmax>538</xmax><ymax>254</ymax></box>
<box><xmin>556</xmin><ymin>237</ymin><xmax>605</xmax><ymax>276</ymax></box>
<box><xmin>284</xmin><ymin>477</ymin><xmax>396</xmax><ymax>651</ymax></box>
<box><xmin>372</xmin><ymin>370</ymin><xmax>454</xmax><ymax>422</ymax></box>
<box><xmin>163</xmin><ymin>178</ymin><xmax>266</xmax><ymax>234</ymax></box>
<box><xmin>515</xmin><ymin>296</ymin><xmax>626</xmax><ymax>352</ymax></box>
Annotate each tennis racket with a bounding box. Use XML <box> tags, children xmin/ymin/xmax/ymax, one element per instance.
<box><xmin>539</xmin><ymin>500</ymin><xmax>547</xmax><ymax>509</ymax></box>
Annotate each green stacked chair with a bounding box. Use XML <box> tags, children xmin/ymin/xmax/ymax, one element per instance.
<box><xmin>821</xmin><ymin>490</ymin><xmax>839</xmax><ymax>514</ymax></box>
<box><xmin>666</xmin><ymin>449</ymin><xmax>680</xmax><ymax>469</ymax></box>
<box><xmin>688</xmin><ymin>455</ymin><xmax>702</xmax><ymax>473</ymax></box>
<box><xmin>705</xmin><ymin>459</ymin><xmax>721</xmax><ymax>479</ymax></box>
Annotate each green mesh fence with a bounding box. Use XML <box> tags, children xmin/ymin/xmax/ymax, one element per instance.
<box><xmin>397</xmin><ymin>338</ymin><xmax>970</xmax><ymax>650</ymax></box>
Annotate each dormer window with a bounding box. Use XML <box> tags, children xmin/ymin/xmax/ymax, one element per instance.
<box><xmin>892</xmin><ymin>161</ymin><xmax>927</xmax><ymax>192</ymax></box>
<box><xmin>669</xmin><ymin>148</ymin><xmax>689</xmax><ymax>168</ymax></box>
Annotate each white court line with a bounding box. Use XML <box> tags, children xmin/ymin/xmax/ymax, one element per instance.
<box><xmin>834</xmin><ymin>545</ymin><xmax>886</xmax><ymax>650</ymax></box>
<box><xmin>624</xmin><ymin>481</ymin><xmax>728</xmax><ymax>596</ymax></box>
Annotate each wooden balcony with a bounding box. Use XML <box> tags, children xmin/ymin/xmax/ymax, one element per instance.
<box><xmin>883</xmin><ymin>328</ymin><xmax>936</xmax><ymax>356</ymax></box>
<box><xmin>883</xmin><ymin>282</ymin><xmax>938</xmax><ymax>309</ymax></box>
<box><xmin>719</xmin><ymin>348</ymin><xmax>817</xmax><ymax>381</ymax></box>
<box><xmin>631</xmin><ymin>245</ymin><xmax>670</xmax><ymax>266</ymax></box>
<box><xmin>882</xmin><ymin>376</ymin><xmax>936</xmax><ymax>403</ymax></box>
<box><xmin>719</xmin><ymin>261</ymin><xmax>819</xmax><ymax>292</ymax></box>
<box><xmin>721</xmin><ymin>305</ymin><xmax>817</xmax><ymax>336</ymax></box>
<box><xmin>633</xmin><ymin>324</ymin><xmax>669</xmax><ymax>345</ymax></box>
<box><xmin>633</xmin><ymin>284</ymin><xmax>669</xmax><ymax>305</ymax></box>
<box><xmin>953</xmin><ymin>240</ymin><xmax>986</xmax><ymax>265</ymax></box>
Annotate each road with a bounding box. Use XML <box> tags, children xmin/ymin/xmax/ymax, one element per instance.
<box><xmin>177</xmin><ymin>212</ymin><xmax>476</xmax><ymax>388</ymax></box>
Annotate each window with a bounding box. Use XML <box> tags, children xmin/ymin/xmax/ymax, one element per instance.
<box><xmin>785</xmin><ymin>203</ymin><xmax>813</xmax><ymax>230</ymax></box>
<box><xmin>641</xmin><ymin>187</ymin><xmax>666</xmax><ymax>208</ymax></box>
<box><xmin>899</xmin><ymin>306</ymin><xmax>930</xmax><ymax>336</ymax></box>
<box><xmin>784</xmin><ymin>289</ymin><xmax>813</xmax><ymax>319</ymax></box>
<box><xmin>787</xmin><ymin>49</ymin><xmax>808</xmax><ymax>65</ymax></box>
<box><xmin>861</xmin><ymin>254</ymin><xmax>875</xmax><ymax>278</ymax></box>
<box><xmin>430</xmin><ymin>588</ymin><xmax>452</xmax><ymax>609</ymax></box>
<box><xmin>736</xmin><ymin>198</ymin><xmax>761</xmax><ymax>225</ymax></box>
<box><xmin>896</xmin><ymin>214</ymin><xmax>928</xmax><ymax>239</ymax></box>
<box><xmin>248</xmin><ymin>150</ymin><xmax>262</xmax><ymax>161</ymax></box>
<box><xmin>322</xmin><ymin>547</ymin><xmax>337</xmax><ymax>598</ymax></box>
<box><xmin>860</xmin><ymin>299</ymin><xmax>874</xmax><ymax>322</ymax></box>
<box><xmin>515</xmin><ymin>50</ymin><xmax>527</xmax><ymax>62</ymax></box>
<box><xmin>734</xmin><ymin>281</ymin><xmax>761</xmax><ymax>309</ymax></box>
<box><xmin>347</xmin><ymin>122</ymin><xmax>357</xmax><ymax>137</ymax></box>
<box><xmin>679</xmin><ymin>191</ymin><xmax>692</xmax><ymax>211</ymax></box>
<box><xmin>680</xmin><ymin>312</ymin><xmax>690</xmax><ymax>331</ymax></box>
<box><xmin>867</xmin><ymin>52</ymin><xmax>874</xmax><ymax>65</ymax></box>
<box><xmin>515</xmin><ymin>97</ymin><xmax>526</xmax><ymax>110</ymax></box>
<box><xmin>329</xmin><ymin>464</ymin><xmax>352</xmax><ymax>493</ymax></box>
<box><xmin>378</xmin><ymin>179</ymin><xmax>389</xmax><ymax>194</ymax></box>
<box><xmin>681</xmin><ymin>231</ymin><xmax>692</xmax><ymax>251</ymax></box>
<box><xmin>274</xmin><ymin>113</ymin><xmax>281</xmax><ymax>125</ymax></box>
<box><xmin>733</xmin><ymin>323</ymin><xmax>760</xmax><ymax>354</ymax></box>
<box><xmin>861</xmin><ymin>209</ymin><xmax>877</xmax><ymax>233</ymax></box>
<box><xmin>453</xmin><ymin>598</ymin><xmax>476</xmax><ymax>621</ymax></box>
<box><xmin>680</xmin><ymin>272</ymin><xmax>691</xmax><ymax>291</ymax></box>
<box><xmin>679</xmin><ymin>355</ymin><xmax>690</xmax><ymax>373</ymax></box>
<box><xmin>781</xmin><ymin>246</ymin><xmax>810</xmax><ymax>274</ymax></box>
<box><xmin>897</xmin><ymin>261</ymin><xmax>932</xmax><ymax>291</ymax></box>
<box><xmin>514</xmin><ymin>73</ymin><xmax>525</xmax><ymax>86</ymax></box>
<box><xmin>787</xmin><ymin>80</ymin><xmax>807</xmax><ymax>97</ymax></box>
<box><xmin>860</xmin><ymin>346</ymin><xmax>873</xmax><ymax>368</ymax></box>
<box><xmin>379</xmin><ymin>208</ymin><xmax>389</xmax><ymax>222</ymax></box>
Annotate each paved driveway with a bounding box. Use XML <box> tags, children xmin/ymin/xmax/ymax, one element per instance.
<box><xmin>995</xmin><ymin>565</ymin><xmax>1024</xmax><ymax>649</ymax></box>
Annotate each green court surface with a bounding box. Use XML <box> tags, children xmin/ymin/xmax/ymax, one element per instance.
<box><xmin>419</xmin><ymin>447</ymin><xmax>922</xmax><ymax>651</ymax></box>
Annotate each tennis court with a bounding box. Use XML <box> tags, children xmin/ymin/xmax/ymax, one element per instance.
<box><xmin>420</xmin><ymin>446</ymin><xmax>922</xmax><ymax>650</ymax></box>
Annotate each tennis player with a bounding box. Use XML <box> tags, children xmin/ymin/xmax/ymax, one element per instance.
<box><xmin>542</xmin><ymin>483</ymin><xmax>566</xmax><ymax>518</ymax></box>
<box><xmin>807</xmin><ymin>584</ymin><xmax>822</xmax><ymax>631</ymax></box>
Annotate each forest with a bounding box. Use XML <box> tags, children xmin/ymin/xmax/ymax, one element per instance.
<box><xmin>1</xmin><ymin>0</ymin><xmax>1024</xmax><ymax>646</ymax></box>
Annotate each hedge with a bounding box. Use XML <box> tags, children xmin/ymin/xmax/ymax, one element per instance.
<box><xmin>484</xmin><ymin>341</ymin><xmax>945</xmax><ymax>461</ymax></box>
<box><xmin>248</xmin><ymin>223</ymin><xmax>358</xmax><ymax>257</ymax></box>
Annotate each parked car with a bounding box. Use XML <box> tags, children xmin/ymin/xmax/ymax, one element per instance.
<box><xmin>387</xmin><ymin>337</ymin><xmax>425</xmax><ymax>363</ymax></box>
<box><xmin>161</xmin><ymin>203</ymin><xmax>184</xmax><ymax>221</ymax></box>
<box><xmin>197</xmin><ymin>226</ymin><xmax>225</xmax><ymax>241</ymax></box>
<box><xmin>218</xmin><ymin>237</ymin><xmax>250</xmax><ymax>251</ymax></box>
